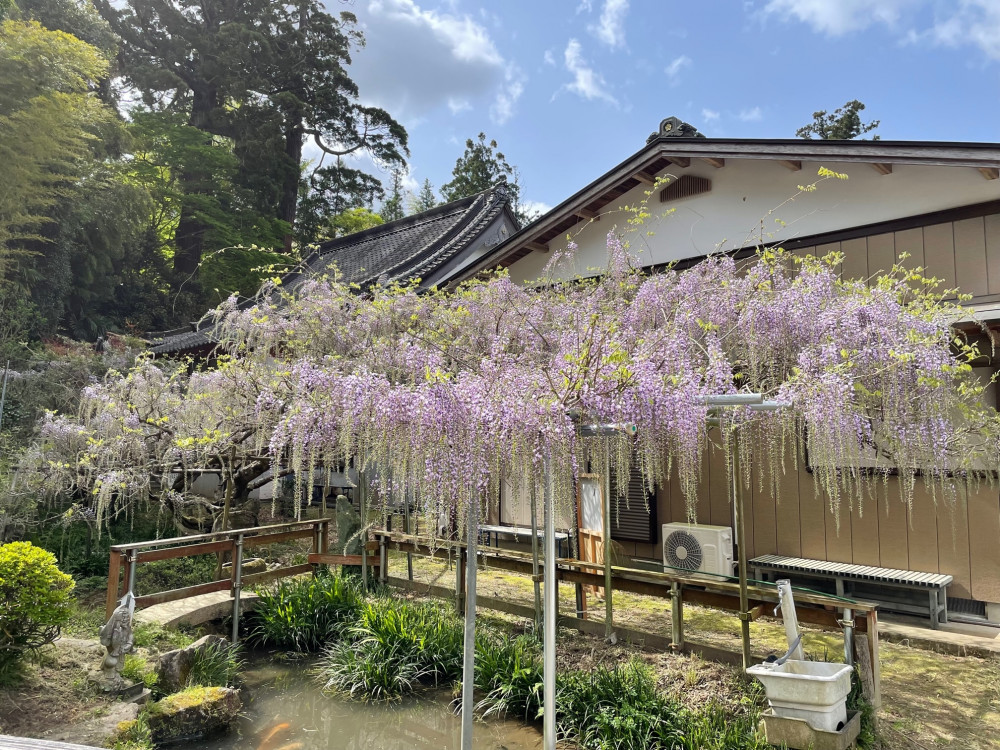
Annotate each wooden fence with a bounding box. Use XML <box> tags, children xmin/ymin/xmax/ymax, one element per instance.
<box><xmin>373</xmin><ymin>530</ymin><xmax>882</xmax><ymax>708</ymax></box>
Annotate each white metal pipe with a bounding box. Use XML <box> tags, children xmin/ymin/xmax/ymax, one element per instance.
<box><xmin>460</xmin><ymin>499</ymin><xmax>479</xmax><ymax>750</ymax></box>
<box><xmin>697</xmin><ymin>393</ymin><xmax>764</xmax><ymax>406</ymax></box>
<box><xmin>543</xmin><ymin>460</ymin><xmax>556</xmax><ymax>750</ymax></box>
<box><xmin>749</xmin><ymin>401</ymin><xmax>792</xmax><ymax>412</ymax></box>
<box><xmin>775</xmin><ymin>579</ymin><xmax>805</xmax><ymax>661</ymax></box>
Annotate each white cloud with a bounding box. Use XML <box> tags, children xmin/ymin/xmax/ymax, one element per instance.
<box><xmin>761</xmin><ymin>0</ymin><xmax>917</xmax><ymax>35</ymax></box>
<box><xmin>543</xmin><ymin>49</ymin><xmax>556</xmax><ymax>66</ymax></box>
<box><xmin>926</xmin><ymin>1</ymin><xmax>1000</xmax><ymax>61</ymax></box>
<box><xmin>589</xmin><ymin>0</ymin><xmax>630</xmax><ymax>49</ymax></box>
<box><xmin>522</xmin><ymin>199</ymin><xmax>553</xmax><ymax>218</ymax></box>
<box><xmin>665</xmin><ymin>54</ymin><xmax>692</xmax><ymax>83</ymax></box>
<box><xmin>738</xmin><ymin>106</ymin><xmax>763</xmax><ymax>121</ymax></box>
<box><xmin>491</xmin><ymin>65</ymin><xmax>526</xmax><ymax>125</ymax></box>
<box><xmin>576</xmin><ymin>0</ymin><xmax>593</xmax><ymax>13</ymax></box>
<box><xmin>562</xmin><ymin>39</ymin><xmax>618</xmax><ymax>105</ymax></box>
<box><xmin>701</xmin><ymin>108</ymin><xmax>720</xmax><ymax>122</ymax></box>
<box><xmin>762</xmin><ymin>0</ymin><xmax>1000</xmax><ymax>63</ymax></box>
<box><xmin>351</xmin><ymin>0</ymin><xmax>518</xmax><ymax>122</ymax></box>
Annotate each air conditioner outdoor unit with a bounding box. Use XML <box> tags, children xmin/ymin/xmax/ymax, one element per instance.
<box><xmin>662</xmin><ymin>523</ymin><xmax>735</xmax><ymax>577</ymax></box>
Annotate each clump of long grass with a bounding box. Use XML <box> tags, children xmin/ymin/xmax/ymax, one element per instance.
<box><xmin>250</xmin><ymin>571</ymin><xmax>362</xmax><ymax>651</ymax></box>
<box><xmin>680</xmin><ymin>703</ymin><xmax>769</xmax><ymax>750</ymax></box>
<box><xmin>317</xmin><ymin>598</ymin><xmax>463</xmax><ymax>701</ymax></box>
<box><xmin>472</xmin><ymin>633</ymin><xmax>543</xmax><ymax>722</ymax></box>
<box><xmin>186</xmin><ymin>640</ymin><xmax>243</xmax><ymax>688</ymax></box>
<box><xmin>556</xmin><ymin>658</ymin><xmax>686</xmax><ymax>750</ymax></box>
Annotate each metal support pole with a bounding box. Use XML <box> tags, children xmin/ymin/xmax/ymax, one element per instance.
<box><xmin>460</xmin><ymin>499</ymin><xmax>479</xmax><ymax>750</ymax></box>
<box><xmin>530</xmin><ymin>483</ymin><xmax>542</xmax><ymax>632</ymax></box>
<box><xmin>379</xmin><ymin>535</ymin><xmax>387</xmax><ymax>583</ymax></box>
<box><xmin>0</xmin><ymin>360</ymin><xmax>9</xmax><ymax>431</ymax></box>
<box><xmin>843</xmin><ymin>608</ymin><xmax>854</xmax><ymax>667</ymax></box>
<box><xmin>602</xmin><ymin>451</ymin><xmax>613</xmax><ymax>640</ymax></box>
<box><xmin>231</xmin><ymin>534</ymin><xmax>244</xmax><ymax>643</ymax></box>
<box><xmin>404</xmin><ymin>494</ymin><xmax>413</xmax><ymax>582</ymax></box>
<box><xmin>732</xmin><ymin>437</ymin><xmax>752</xmax><ymax>671</ymax></box>
<box><xmin>360</xmin><ymin>473</ymin><xmax>368</xmax><ymax>591</ymax></box>
<box><xmin>126</xmin><ymin>550</ymin><xmax>137</xmax><ymax>597</ymax></box>
<box><xmin>543</xmin><ymin>461</ymin><xmax>556</xmax><ymax>750</ymax></box>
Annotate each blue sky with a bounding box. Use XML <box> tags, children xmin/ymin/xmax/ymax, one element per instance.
<box><xmin>332</xmin><ymin>0</ymin><xmax>1000</xmax><ymax>215</ymax></box>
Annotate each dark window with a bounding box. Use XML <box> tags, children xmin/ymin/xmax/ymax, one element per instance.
<box><xmin>610</xmin><ymin>465</ymin><xmax>657</xmax><ymax>543</ymax></box>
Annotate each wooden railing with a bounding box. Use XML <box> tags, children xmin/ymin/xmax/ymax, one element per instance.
<box><xmin>105</xmin><ymin>519</ymin><xmax>336</xmax><ymax>622</ymax></box>
<box><xmin>373</xmin><ymin>530</ymin><xmax>882</xmax><ymax>707</ymax></box>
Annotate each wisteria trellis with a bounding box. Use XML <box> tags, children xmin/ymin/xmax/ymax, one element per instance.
<box><xmin>19</xmin><ymin>233</ymin><xmax>1000</xmax><ymax>537</ymax></box>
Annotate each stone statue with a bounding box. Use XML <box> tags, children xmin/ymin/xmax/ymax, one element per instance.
<box><xmin>96</xmin><ymin>592</ymin><xmax>135</xmax><ymax>692</ymax></box>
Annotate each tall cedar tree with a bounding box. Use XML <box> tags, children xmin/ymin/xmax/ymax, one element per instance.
<box><xmin>410</xmin><ymin>178</ymin><xmax>437</xmax><ymax>213</ymax></box>
<box><xmin>380</xmin><ymin>169</ymin><xmax>405</xmax><ymax>223</ymax></box>
<box><xmin>796</xmin><ymin>100</ymin><xmax>880</xmax><ymax>140</ymax></box>
<box><xmin>94</xmin><ymin>0</ymin><xmax>407</xmax><ymax>275</ymax></box>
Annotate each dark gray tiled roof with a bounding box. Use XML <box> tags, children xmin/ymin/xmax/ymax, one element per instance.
<box><xmin>150</xmin><ymin>184</ymin><xmax>513</xmax><ymax>355</ymax></box>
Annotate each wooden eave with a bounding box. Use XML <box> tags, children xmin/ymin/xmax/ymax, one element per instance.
<box><xmin>459</xmin><ymin>138</ymin><xmax>1000</xmax><ymax>280</ymax></box>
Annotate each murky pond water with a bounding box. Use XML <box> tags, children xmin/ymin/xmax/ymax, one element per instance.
<box><xmin>194</xmin><ymin>658</ymin><xmax>543</xmax><ymax>750</ymax></box>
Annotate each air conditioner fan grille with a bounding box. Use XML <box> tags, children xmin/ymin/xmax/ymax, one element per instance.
<box><xmin>665</xmin><ymin>530</ymin><xmax>702</xmax><ymax>571</ymax></box>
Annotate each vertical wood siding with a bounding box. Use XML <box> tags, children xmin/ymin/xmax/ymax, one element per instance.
<box><xmin>632</xmin><ymin>214</ymin><xmax>1000</xmax><ymax>602</ymax></box>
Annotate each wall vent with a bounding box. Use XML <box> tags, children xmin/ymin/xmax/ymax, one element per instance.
<box><xmin>659</xmin><ymin>175</ymin><xmax>712</xmax><ymax>203</ymax></box>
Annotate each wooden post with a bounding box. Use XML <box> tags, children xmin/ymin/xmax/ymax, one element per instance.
<box><xmin>320</xmin><ymin>520</ymin><xmax>330</xmax><ymax>557</ymax></box>
<box><xmin>853</xmin><ymin>633</ymin><xmax>876</xmax><ymax>706</ymax></box>
<box><xmin>670</xmin><ymin>582</ymin><xmax>684</xmax><ymax>649</ymax></box>
<box><xmin>105</xmin><ymin>549</ymin><xmax>123</xmax><ymax>620</ymax></box>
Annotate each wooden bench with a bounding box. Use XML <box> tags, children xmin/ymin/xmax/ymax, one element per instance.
<box><xmin>750</xmin><ymin>554</ymin><xmax>952</xmax><ymax>628</ymax></box>
<box><xmin>479</xmin><ymin>524</ymin><xmax>570</xmax><ymax>557</ymax></box>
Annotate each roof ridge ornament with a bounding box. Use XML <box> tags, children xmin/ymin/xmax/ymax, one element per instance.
<box><xmin>647</xmin><ymin>116</ymin><xmax>706</xmax><ymax>143</ymax></box>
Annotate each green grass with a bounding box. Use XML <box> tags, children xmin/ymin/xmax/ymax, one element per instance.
<box><xmin>186</xmin><ymin>640</ymin><xmax>243</xmax><ymax>689</ymax></box>
<box><xmin>318</xmin><ymin>598</ymin><xmax>463</xmax><ymax>701</ymax></box>
<box><xmin>131</xmin><ymin>621</ymin><xmax>197</xmax><ymax>651</ymax></box>
<box><xmin>121</xmin><ymin>653</ymin><xmax>158</xmax><ymax>690</ymax></box>
<box><xmin>250</xmin><ymin>571</ymin><xmax>363</xmax><ymax>652</ymax></box>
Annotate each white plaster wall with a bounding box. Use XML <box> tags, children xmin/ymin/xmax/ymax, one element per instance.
<box><xmin>507</xmin><ymin>160</ymin><xmax>1000</xmax><ymax>283</ymax></box>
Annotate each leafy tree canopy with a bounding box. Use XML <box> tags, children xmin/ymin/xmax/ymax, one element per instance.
<box><xmin>0</xmin><ymin>19</ymin><xmax>114</xmax><ymax>283</ymax></box>
<box><xmin>440</xmin><ymin>132</ymin><xmax>519</xmax><ymax>204</ymax></box>
<box><xmin>796</xmin><ymin>99</ymin><xmax>880</xmax><ymax>140</ymax></box>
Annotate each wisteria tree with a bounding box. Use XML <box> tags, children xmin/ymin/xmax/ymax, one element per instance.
<box><xmin>12</xmin><ymin>197</ymin><xmax>999</xmax><ymax>746</ymax></box>
<box><xmin>17</xmin><ymin>230</ymin><xmax>998</xmax><ymax>536</ymax></box>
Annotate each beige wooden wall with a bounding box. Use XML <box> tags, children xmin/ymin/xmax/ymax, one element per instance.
<box><xmin>617</xmin><ymin>213</ymin><xmax>1000</xmax><ymax>604</ymax></box>
<box><xmin>613</xmin><ymin>444</ymin><xmax>1000</xmax><ymax>603</ymax></box>
<box><xmin>792</xmin><ymin>213</ymin><xmax>1000</xmax><ymax>300</ymax></box>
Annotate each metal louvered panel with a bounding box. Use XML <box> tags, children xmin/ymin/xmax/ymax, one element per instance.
<box><xmin>610</xmin><ymin>466</ymin><xmax>657</xmax><ymax>543</ymax></box>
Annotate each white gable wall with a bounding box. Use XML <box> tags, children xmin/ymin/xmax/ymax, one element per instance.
<box><xmin>506</xmin><ymin>160</ymin><xmax>1000</xmax><ymax>283</ymax></box>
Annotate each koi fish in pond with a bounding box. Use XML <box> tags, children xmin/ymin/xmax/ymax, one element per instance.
<box><xmin>257</xmin><ymin>721</ymin><xmax>292</xmax><ymax>750</ymax></box>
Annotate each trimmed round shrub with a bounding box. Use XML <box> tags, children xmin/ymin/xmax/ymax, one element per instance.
<box><xmin>0</xmin><ymin>541</ymin><xmax>75</xmax><ymax>669</ymax></box>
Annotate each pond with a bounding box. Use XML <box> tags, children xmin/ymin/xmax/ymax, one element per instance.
<box><xmin>191</xmin><ymin>657</ymin><xmax>544</xmax><ymax>750</ymax></box>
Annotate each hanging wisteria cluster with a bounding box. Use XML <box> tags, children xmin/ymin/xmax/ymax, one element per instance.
<box><xmin>17</xmin><ymin>231</ymin><xmax>1000</xmax><ymax>536</ymax></box>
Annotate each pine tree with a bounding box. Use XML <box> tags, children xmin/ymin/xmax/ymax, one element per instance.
<box><xmin>410</xmin><ymin>179</ymin><xmax>437</xmax><ymax>213</ymax></box>
<box><xmin>381</xmin><ymin>169</ymin><xmax>405</xmax><ymax>223</ymax></box>
<box><xmin>796</xmin><ymin>100</ymin><xmax>880</xmax><ymax>140</ymax></box>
